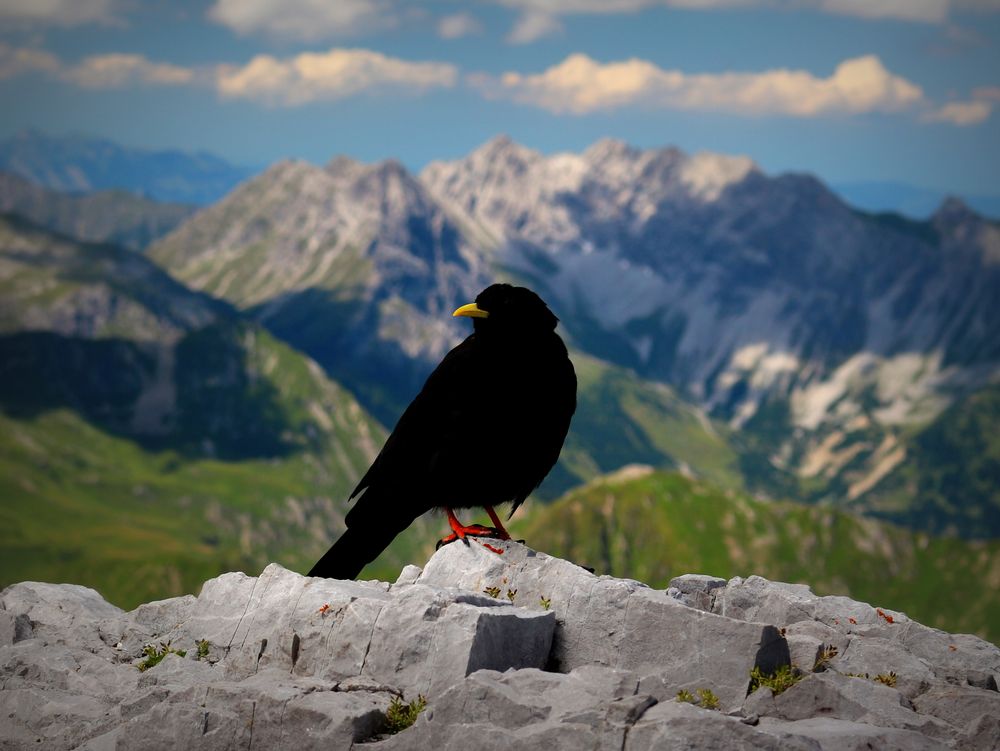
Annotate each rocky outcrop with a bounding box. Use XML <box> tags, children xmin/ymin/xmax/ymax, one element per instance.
<box><xmin>2</xmin><ymin>540</ymin><xmax>998</xmax><ymax>750</ymax></box>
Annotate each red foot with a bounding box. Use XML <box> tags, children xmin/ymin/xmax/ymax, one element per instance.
<box><xmin>436</xmin><ymin>508</ymin><xmax>510</xmax><ymax>550</ymax></box>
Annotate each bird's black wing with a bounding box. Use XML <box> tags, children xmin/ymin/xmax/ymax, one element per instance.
<box><xmin>308</xmin><ymin>334</ymin><xmax>486</xmax><ymax>580</ymax></box>
<box><xmin>347</xmin><ymin>333</ymin><xmax>486</xmax><ymax>517</ymax></box>
<box><xmin>505</xmin><ymin>335</ymin><xmax>576</xmax><ymax>517</ymax></box>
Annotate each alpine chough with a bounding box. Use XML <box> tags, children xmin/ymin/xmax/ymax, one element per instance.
<box><xmin>308</xmin><ymin>283</ymin><xmax>577</xmax><ymax>580</ymax></box>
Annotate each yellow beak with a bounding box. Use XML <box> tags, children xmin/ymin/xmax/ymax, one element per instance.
<box><xmin>453</xmin><ymin>302</ymin><xmax>489</xmax><ymax>319</ymax></box>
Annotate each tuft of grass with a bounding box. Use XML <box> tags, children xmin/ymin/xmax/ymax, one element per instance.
<box><xmin>748</xmin><ymin>665</ymin><xmax>803</xmax><ymax>695</ymax></box>
<box><xmin>137</xmin><ymin>641</ymin><xmax>186</xmax><ymax>671</ymax></box>
<box><xmin>846</xmin><ymin>671</ymin><xmax>898</xmax><ymax>688</ymax></box>
<box><xmin>676</xmin><ymin>687</ymin><xmax>720</xmax><ymax>710</ymax></box>
<box><xmin>506</xmin><ymin>588</ymin><xmax>518</xmax><ymax>603</ymax></box>
<box><xmin>384</xmin><ymin>695</ymin><xmax>427</xmax><ymax>734</ymax></box>
<box><xmin>483</xmin><ymin>586</ymin><xmax>501</xmax><ymax>598</ymax></box>
<box><xmin>697</xmin><ymin>688</ymin><xmax>720</xmax><ymax>710</ymax></box>
<box><xmin>813</xmin><ymin>644</ymin><xmax>839</xmax><ymax>672</ymax></box>
<box><xmin>196</xmin><ymin>639</ymin><xmax>210</xmax><ymax>661</ymax></box>
<box><xmin>539</xmin><ymin>596</ymin><xmax>551</xmax><ymax>610</ymax></box>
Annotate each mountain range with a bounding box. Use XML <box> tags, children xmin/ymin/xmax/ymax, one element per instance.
<box><xmin>149</xmin><ymin>135</ymin><xmax>1000</xmax><ymax>537</ymax></box>
<box><xmin>2</xmin><ymin>133</ymin><xmax>999</xmax><ymax>638</ymax></box>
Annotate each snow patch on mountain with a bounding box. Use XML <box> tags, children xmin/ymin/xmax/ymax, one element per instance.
<box><xmin>679</xmin><ymin>152</ymin><xmax>757</xmax><ymax>202</ymax></box>
<box><xmin>848</xmin><ymin>436</ymin><xmax>908</xmax><ymax>499</ymax></box>
<box><xmin>791</xmin><ymin>351</ymin><xmax>955</xmax><ymax>432</ymax></box>
<box><xmin>715</xmin><ymin>343</ymin><xmax>801</xmax><ymax>427</ymax></box>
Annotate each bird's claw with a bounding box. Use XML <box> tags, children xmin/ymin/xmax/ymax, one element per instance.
<box><xmin>435</xmin><ymin>525</ymin><xmax>506</xmax><ymax>550</ymax></box>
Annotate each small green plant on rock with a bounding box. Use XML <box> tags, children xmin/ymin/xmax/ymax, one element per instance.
<box><xmin>506</xmin><ymin>588</ymin><xmax>518</xmax><ymax>603</ymax></box>
<box><xmin>845</xmin><ymin>671</ymin><xmax>898</xmax><ymax>688</ymax></box>
<box><xmin>384</xmin><ymin>695</ymin><xmax>428</xmax><ymax>734</ymax></box>
<box><xmin>676</xmin><ymin>688</ymin><xmax>719</xmax><ymax>710</ymax></box>
<box><xmin>137</xmin><ymin>641</ymin><xmax>186</xmax><ymax>672</ymax></box>
<box><xmin>813</xmin><ymin>645</ymin><xmax>838</xmax><ymax>672</ymax></box>
<box><xmin>748</xmin><ymin>665</ymin><xmax>803</xmax><ymax>695</ymax></box>
<box><xmin>483</xmin><ymin>586</ymin><xmax>501</xmax><ymax>598</ymax></box>
<box><xmin>697</xmin><ymin>688</ymin><xmax>720</xmax><ymax>710</ymax></box>
<box><xmin>539</xmin><ymin>596</ymin><xmax>551</xmax><ymax>610</ymax></box>
<box><xmin>196</xmin><ymin>639</ymin><xmax>210</xmax><ymax>660</ymax></box>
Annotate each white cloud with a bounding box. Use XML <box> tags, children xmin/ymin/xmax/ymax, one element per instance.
<box><xmin>208</xmin><ymin>0</ymin><xmax>394</xmax><ymax>41</ymax></box>
<box><xmin>0</xmin><ymin>43</ymin><xmax>457</xmax><ymax>106</ymax></box>
<box><xmin>819</xmin><ymin>0</ymin><xmax>948</xmax><ymax>22</ymax></box>
<box><xmin>476</xmin><ymin>53</ymin><xmax>925</xmax><ymax>117</ymax></box>
<box><xmin>507</xmin><ymin>11</ymin><xmax>564</xmax><ymax>43</ymax></box>
<box><xmin>437</xmin><ymin>12</ymin><xmax>483</xmax><ymax>39</ymax></box>
<box><xmin>922</xmin><ymin>99</ymin><xmax>992</xmax><ymax>125</ymax></box>
<box><xmin>63</xmin><ymin>54</ymin><xmax>195</xmax><ymax>88</ymax></box>
<box><xmin>0</xmin><ymin>0</ymin><xmax>118</xmax><ymax>26</ymax></box>
<box><xmin>494</xmin><ymin>0</ymin><xmax>994</xmax><ymax>38</ymax></box>
<box><xmin>972</xmin><ymin>86</ymin><xmax>1000</xmax><ymax>101</ymax></box>
<box><xmin>0</xmin><ymin>43</ymin><xmax>190</xmax><ymax>88</ymax></box>
<box><xmin>215</xmin><ymin>48</ymin><xmax>457</xmax><ymax>106</ymax></box>
<box><xmin>0</xmin><ymin>43</ymin><xmax>61</xmax><ymax>79</ymax></box>
<box><xmin>920</xmin><ymin>84</ymin><xmax>1000</xmax><ymax>125</ymax></box>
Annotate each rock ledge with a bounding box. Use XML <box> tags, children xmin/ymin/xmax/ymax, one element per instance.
<box><xmin>1</xmin><ymin>540</ymin><xmax>998</xmax><ymax>750</ymax></box>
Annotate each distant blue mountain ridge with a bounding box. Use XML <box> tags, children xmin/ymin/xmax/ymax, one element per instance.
<box><xmin>0</xmin><ymin>130</ymin><xmax>256</xmax><ymax>206</ymax></box>
<box><xmin>831</xmin><ymin>179</ymin><xmax>1000</xmax><ymax>221</ymax></box>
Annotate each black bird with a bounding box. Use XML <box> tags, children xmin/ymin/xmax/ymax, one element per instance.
<box><xmin>308</xmin><ymin>283</ymin><xmax>577</xmax><ymax>580</ymax></box>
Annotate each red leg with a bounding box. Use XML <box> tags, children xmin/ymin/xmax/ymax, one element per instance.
<box><xmin>484</xmin><ymin>506</ymin><xmax>512</xmax><ymax>541</ymax></box>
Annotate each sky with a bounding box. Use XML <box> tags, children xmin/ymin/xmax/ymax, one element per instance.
<box><xmin>0</xmin><ymin>0</ymin><xmax>999</xmax><ymax>196</ymax></box>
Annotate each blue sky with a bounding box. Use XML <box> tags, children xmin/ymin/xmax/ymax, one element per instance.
<box><xmin>1</xmin><ymin>0</ymin><xmax>998</xmax><ymax>196</ymax></box>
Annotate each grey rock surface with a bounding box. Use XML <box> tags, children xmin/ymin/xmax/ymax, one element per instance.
<box><xmin>2</xmin><ymin>541</ymin><xmax>998</xmax><ymax>750</ymax></box>
<box><xmin>418</xmin><ymin>537</ymin><xmax>771</xmax><ymax>710</ymax></box>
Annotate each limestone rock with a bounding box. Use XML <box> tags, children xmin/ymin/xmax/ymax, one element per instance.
<box><xmin>418</xmin><ymin>540</ymin><xmax>775</xmax><ymax>710</ymax></box>
<box><xmin>1</xmin><ymin>542</ymin><xmax>999</xmax><ymax>750</ymax></box>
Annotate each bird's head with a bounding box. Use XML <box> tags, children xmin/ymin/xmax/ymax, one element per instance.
<box><xmin>453</xmin><ymin>283</ymin><xmax>558</xmax><ymax>338</ymax></box>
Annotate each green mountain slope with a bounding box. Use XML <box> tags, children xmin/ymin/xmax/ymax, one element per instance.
<box><xmin>0</xmin><ymin>214</ymin><xmax>385</xmax><ymax>607</ymax></box>
<box><xmin>0</xmin><ymin>172</ymin><xmax>195</xmax><ymax>251</ymax></box>
<box><xmin>518</xmin><ymin>468</ymin><xmax>1000</xmax><ymax>642</ymax></box>
<box><xmin>543</xmin><ymin>352</ymin><xmax>742</xmax><ymax>498</ymax></box>
<box><xmin>862</xmin><ymin>383</ymin><xmax>1000</xmax><ymax>538</ymax></box>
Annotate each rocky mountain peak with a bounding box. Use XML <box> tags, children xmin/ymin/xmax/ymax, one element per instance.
<box><xmin>324</xmin><ymin>155</ymin><xmax>436</xmax><ymax>217</ymax></box>
<box><xmin>324</xmin><ymin>153</ymin><xmax>366</xmax><ymax>179</ymax></box>
<box><xmin>254</xmin><ymin>158</ymin><xmax>323</xmax><ymax>185</ymax></box>
<box><xmin>472</xmin><ymin>133</ymin><xmax>542</xmax><ymax>167</ymax></box>
<box><xmin>583</xmin><ymin>136</ymin><xmax>641</xmax><ymax>164</ymax></box>
<box><xmin>355</xmin><ymin>157</ymin><xmax>424</xmax><ymax>200</ymax></box>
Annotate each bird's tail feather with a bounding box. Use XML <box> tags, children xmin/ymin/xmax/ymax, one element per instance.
<box><xmin>307</xmin><ymin>501</ymin><xmax>415</xmax><ymax>580</ymax></box>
